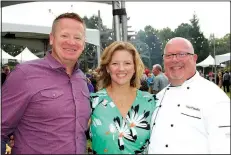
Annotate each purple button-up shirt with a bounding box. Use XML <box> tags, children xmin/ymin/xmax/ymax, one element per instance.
<box><xmin>2</xmin><ymin>52</ymin><xmax>91</xmax><ymax>154</ymax></box>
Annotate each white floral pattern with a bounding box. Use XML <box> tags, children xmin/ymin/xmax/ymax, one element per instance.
<box><xmin>90</xmin><ymin>89</ymin><xmax>156</xmax><ymax>154</ymax></box>
<box><xmin>113</xmin><ymin>117</ymin><xmax>135</xmax><ymax>150</ymax></box>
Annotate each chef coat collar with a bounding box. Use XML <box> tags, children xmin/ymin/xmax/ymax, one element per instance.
<box><xmin>169</xmin><ymin>71</ymin><xmax>198</xmax><ymax>87</ymax></box>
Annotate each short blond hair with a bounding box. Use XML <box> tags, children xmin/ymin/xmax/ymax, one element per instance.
<box><xmin>97</xmin><ymin>41</ymin><xmax>145</xmax><ymax>90</ymax></box>
<box><xmin>51</xmin><ymin>12</ymin><xmax>86</xmax><ymax>34</ymax></box>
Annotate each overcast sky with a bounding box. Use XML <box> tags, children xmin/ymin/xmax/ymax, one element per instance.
<box><xmin>2</xmin><ymin>2</ymin><xmax>230</xmax><ymax>38</ymax></box>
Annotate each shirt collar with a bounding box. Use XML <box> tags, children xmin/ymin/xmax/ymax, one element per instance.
<box><xmin>45</xmin><ymin>51</ymin><xmax>79</xmax><ymax>71</ymax></box>
<box><xmin>169</xmin><ymin>71</ymin><xmax>199</xmax><ymax>87</ymax></box>
<box><xmin>183</xmin><ymin>71</ymin><xmax>199</xmax><ymax>85</ymax></box>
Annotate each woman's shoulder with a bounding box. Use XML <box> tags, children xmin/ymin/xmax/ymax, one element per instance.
<box><xmin>137</xmin><ymin>90</ymin><xmax>154</xmax><ymax>99</ymax></box>
<box><xmin>137</xmin><ymin>90</ymin><xmax>156</xmax><ymax>103</ymax></box>
<box><xmin>90</xmin><ymin>89</ymin><xmax>109</xmax><ymax>110</ymax></box>
<box><xmin>90</xmin><ymin>88</ymin><xmax>108</xmax><ymax>98</ymax></box>
<box><xmin>136</xmin><ymin>90</ymin><xmax>157</xmax><ymax>112</ymax></box>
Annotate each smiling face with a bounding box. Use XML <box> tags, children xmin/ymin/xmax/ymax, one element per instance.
<box><xmin>164</xmin><ymin>38</ymin><xmax>198</xmax><ymax>86</ymax></box>
<box><xmin>49</xmin><ymin>18</ymin><xmax>85</xmax><ymax>65</ymax></box>
<box><xmin>107</xmin><ymin>49</ymin><xmax>135</xmax><ymax>87</ymax></box>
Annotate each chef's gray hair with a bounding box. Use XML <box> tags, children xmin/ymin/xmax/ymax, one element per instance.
<box><xmin>164</xmin><ymin>37</ymin><xmax>194</xmax><ymax>54</ymax></box>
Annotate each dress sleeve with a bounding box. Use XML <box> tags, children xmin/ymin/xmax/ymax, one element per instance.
<box><xmin>90</xmin><ymin>93</ymin><xmax>103</xmax><ymax>113</ymax></box>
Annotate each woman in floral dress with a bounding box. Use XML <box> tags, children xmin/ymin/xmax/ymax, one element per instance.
<box><xmin>89</xmin><ymin>41</ymin><xmax>157</xmax><ymax>154</ymax></box>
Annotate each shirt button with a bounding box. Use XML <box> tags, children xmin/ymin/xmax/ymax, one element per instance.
<box><xmin>171</xmin><ymin>124</ymin><xmax>174</xmax><ymax>127</ymax></box>
<box><xmin>165</xmin><ymin>144</ymin><xmax>168</xmax><ymax>147</ymax></box>
<box><xmin>53</xmin><ymin>94</ymin><xmax>56</xmax><ymax>97</ymax></box>
<box><xmin>153</xmin><ymin>123</ymin><xmax>156</xmax><ymax>126</ymax></box>
<box><xmin>177</xmin><ymin>104</ymin><xmax>180</xmax><ymax>107</ymax></box>
<box><xmin>167</xmin><ymin>88</ymin><xmax>170</xmax><ymax>90</ymax></box>
<box><xmin>187</xmin><ymin>87</ymin><xmax>190</xmax><ymax>89</ymax></box>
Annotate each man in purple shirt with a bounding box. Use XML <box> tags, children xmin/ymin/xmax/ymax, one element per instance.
<box><xmin>1</xmin><ymin>12</ymin><xmax>91</xmax><ymax>154</ymax></box>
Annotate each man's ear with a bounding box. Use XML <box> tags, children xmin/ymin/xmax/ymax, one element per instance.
<box><xmin>193</xmin><ymin>54</ymin><xmax>198</xmax><ymax>62</ymax></box>
<box><xmin>49</xmin><ymin>33</ymin><xmax>54</xmax><ymax>46</ymax></box>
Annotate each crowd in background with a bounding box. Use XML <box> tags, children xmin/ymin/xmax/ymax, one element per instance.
<box><xmin>199</xmin><ymin>69</ymin><xmax>231</xmax><ymax>93</ymax></box>
<box><xmin>83</xmin><ymin>66</ymin><xmax>231</xmax><ymax>95</ymax></box>
<box><xmin>83</xmin><ymin>64</ymin><xmax>169</xmax><ymax>95</ymax></box>
<box><xmin>2</xmin><ymin>64</ymin><xmax>230</xmax><ymax>94</ymax></box>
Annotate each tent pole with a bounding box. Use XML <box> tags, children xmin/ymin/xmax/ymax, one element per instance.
<box><xmin>213</xmin><ymin>34</ymin><xmax>217</xmax><ymax>84</ymax></box>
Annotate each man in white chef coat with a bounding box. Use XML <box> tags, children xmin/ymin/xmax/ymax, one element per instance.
<box><xmin>148</xmin><ymin>37</ymin><xmax>230</xmax><ymax>154</ymax></box>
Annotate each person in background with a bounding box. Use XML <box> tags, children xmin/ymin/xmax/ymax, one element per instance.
<box><xmin>87</xmin><ymin>77</ymin><xmax>95</xmax><ymax>93</ymax></box>
<box><xmin>147</xmin><ymin>72</ymin><xmax>154</xmax><ymax>93</ymax></box>
<box><xmin>2</xmin><ymin>12</ymin><xmax>91</xmax><ymax>154</ymax></box>
<box><xmin>89</xmin><ymin>41</ymin><xmax>157</xmax><ymax>154</ymax></box>
<box><xmin>1</xmin><ymin>65</ymin><xmax>11</xmax><ymax>85</ymax></box>
<box><xmin>223</xmin><ymin>71</ymin><xmax>230</xmax><ymax>92</ymax></box>
<box><xmin>152</xmin><ymin>64</ymin><xmax>169</xmax><ymax>94</ymax></box>
<box><xmin>148</xmin><ymin>37</ymin><xmax>230</xmax><ymax>154</ymax></box>
<box><xmin>90</xmin><ymin>70</ymin><xmax>99</xmax><ymax>92</ymax></box>
<box><xmin>217</xmin><ymin>71</ymin><xmax>223</xmax><ymax>88</ymax></box>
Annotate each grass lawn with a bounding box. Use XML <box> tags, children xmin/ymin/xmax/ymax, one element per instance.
<box><xmin>226</xmin><ymin>92</ymin><xmax>230</xmax><ymax>98</ymax></box>
<box><xmin>86</xmin><ymin>140</ymin><xmax>92</xmax><ymax>153</ymax></box>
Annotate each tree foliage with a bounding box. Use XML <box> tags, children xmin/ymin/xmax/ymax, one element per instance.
<box><xmin>135</xmin><ymin>12</ymin><xmax>216</xmax><ymax>67</ymax></box>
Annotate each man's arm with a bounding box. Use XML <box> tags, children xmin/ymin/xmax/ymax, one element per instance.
<box><xmin>1</xmin><ymin>66</ymin><xmax>31</xmax><ymax>152</ymax></box>
<box><xmin>207</xmin><ymin>98</ymin><xmax>230</xmax><ymax>154</ymax></box>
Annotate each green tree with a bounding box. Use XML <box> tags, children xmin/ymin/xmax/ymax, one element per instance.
<box><xmin>143</xmin><ymin>26</ymin><xmax>162</xmax><ymax>67</ymax></box>
<box><xmin>189</xmin><ymin>13</ymin><xmax>210</xmax><ymax>63</ymax></box>
<box><xmin>208</xmin><ymin>33</ymin><xmax>230</xmax><ymax>56</ymax></box>
<box><xmin>135</xmin><ymin>26</ymin><xmax>164</xmax><ymax>68</ymax></box>
<box><xmin>1</xmin><ymin>44</ymin><xmax>24</xmax><ymax>57</ymax></box>
<box><xmin>130</xmin><ymin>38</ymin><xmax>151</xmax><ymax>68</ymax></box>
<box><xmin>174</xmin><ymin>23</ymin><xmax>192</xmax><ymax>40</ymax></box>
<box><xmin>81</xmin><ymin>15</ymin><xmax>114</xmax><ymax>71</ymax></box>
<box><xmin>136</xmin><ymin>30</ymin><xmax>147</xmax><ymax>43</ymax></box>
<box><xmin>157</xmin><ymin>27</ymin><xmax>175</xmax><ymax>52</ymax></box>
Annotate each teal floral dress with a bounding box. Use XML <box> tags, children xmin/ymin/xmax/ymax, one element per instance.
<box><xmin>89</xmin><ymin>88</ymin><xmax>156</xmax><ymax>154</ymax></box>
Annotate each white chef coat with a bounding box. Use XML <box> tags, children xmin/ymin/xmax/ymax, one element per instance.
<box><xmin>148</xmin><ymin>71</ymin><xmax>230</xmax><ymax>154</ymax></box>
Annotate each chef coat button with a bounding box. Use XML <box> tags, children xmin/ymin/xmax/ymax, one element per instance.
<box><xmin>153</xmin><ymin>123</ymin><xmax>156</xmax><ymax>126</ymax></box>
<box><xmin>187</xmin><ymin>87</ymin><xmax>190</xmax><ymax>89</ymax></box>
<box><xmin>171</xmin><ymin>124</ymin><xmax>174</xmax><ymax>127</ymax></box>
<box><xmin>165</xmin><ymin>144</ymin><xmax>168</xmax><ymax>147</ymax></box>
<box><xmin>159</xmin><ymin>105</ymin><xmax>162</xmax><ymax>108</ymax></box>
<box><xmin>177</xmin><ymin>104</ymin><xmax>180</xmax><ymax>107</ymax></box>
<box><xmin>167</xmin><ymin>88</ymin><xmax>170</xmax><ymax>90</ymax></box>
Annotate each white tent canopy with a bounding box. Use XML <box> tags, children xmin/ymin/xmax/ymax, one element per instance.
<box><xmin>15</xmin><ymin>47</ymin><xmax>40</xmax><ymax>62</ymax></box>
<box><xmin>2</xmin><ymin>22</ymin><xmax>100</xmax><ymax>47</ymax></box>
<box><xmin>1</xmin><ymin>49</ymin><xmax>16</xmax><ymax>60</ymax></box>
<box><xmin>2</xmin><ymin>22</ymin><xmax>101</xmax><ymax>65</ymax></box>
<box><xmin>196</xmin><ymin>55</ymin><xmax>215</xmax><ymax>67</ymax></box>
<box><xmin>1</xmin><ymin>48</ymin><xmax>19</xmax><ymax>64</ymax></box>
<box><xmin>215</xmin><ymin>53</ymin><xmax>230</xmax><ymax>64</ymax></box>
